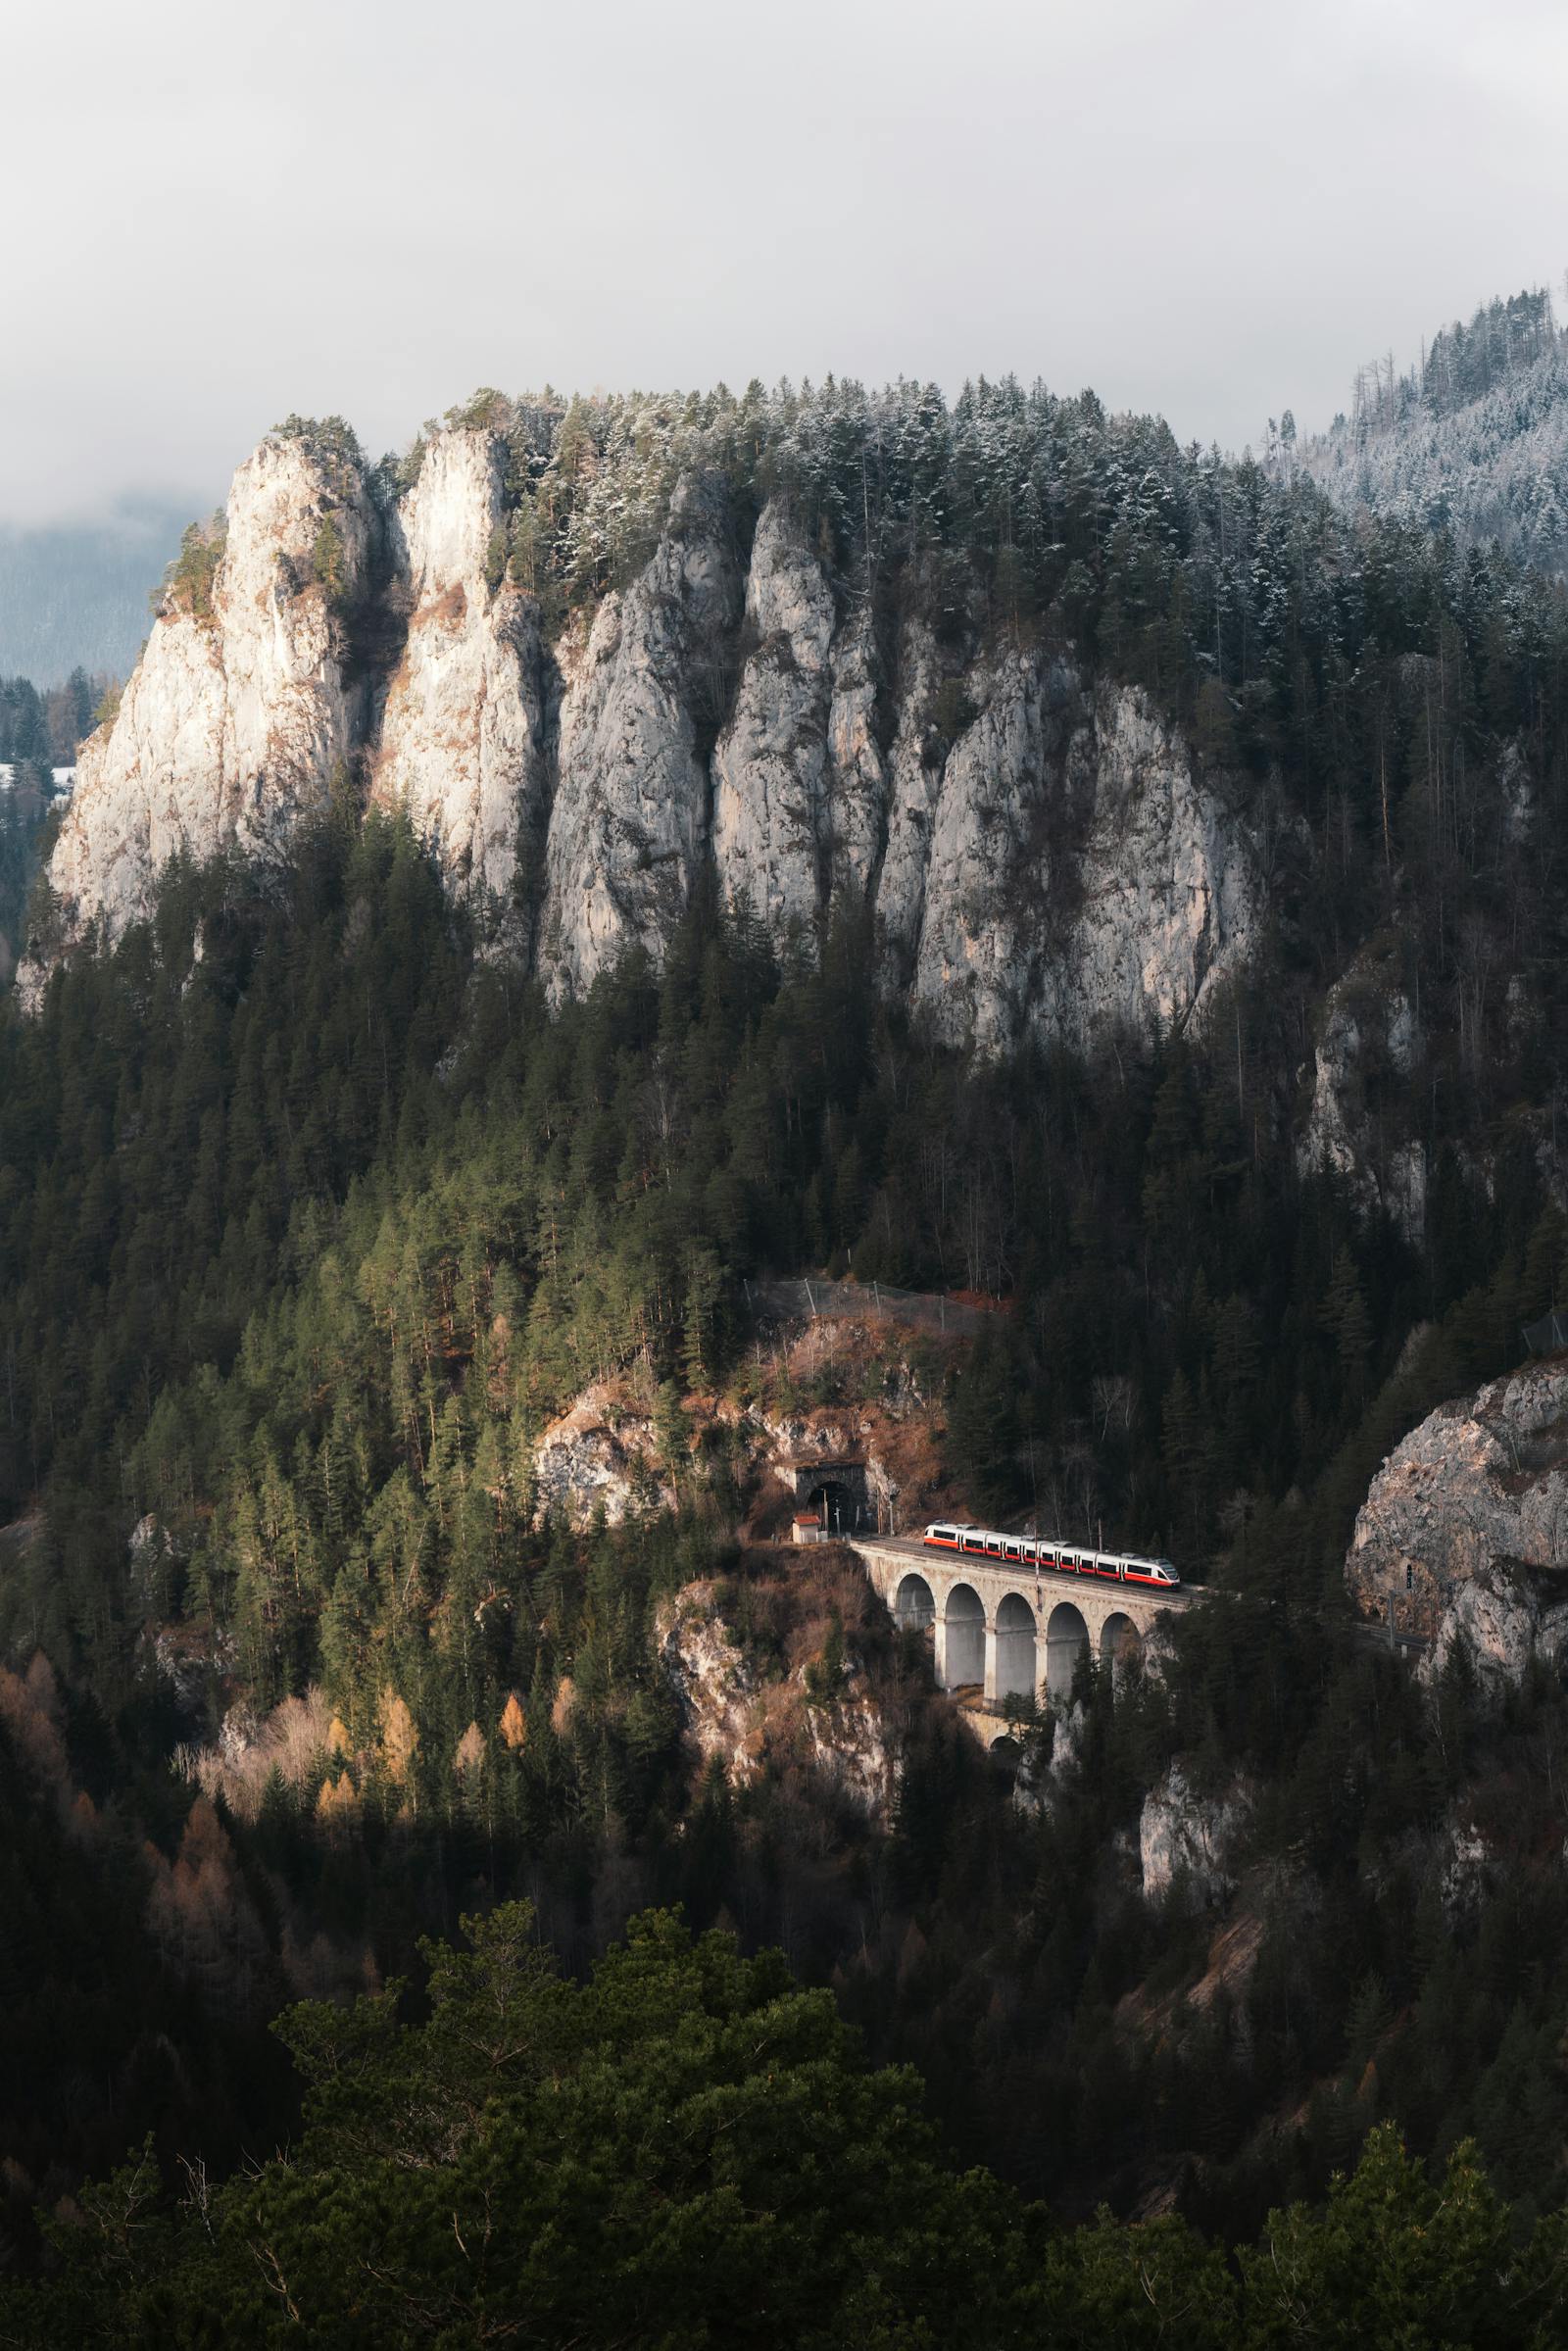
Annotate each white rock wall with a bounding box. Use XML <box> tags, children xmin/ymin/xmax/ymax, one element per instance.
<box><xmin>712</xmin><ymin>503</ymin><xmax>834</xmax><ymax>929</ymax></box>
<box><xmin>22</xmin><ymin>432</ymin><xmax>370</xmax><ymax>1001</ymax></box>
<box><xmin>1347</xmin><ymin>1362</ymin><xmax>1568</xmax><ymax>1667</ymax></box>
<box><xmin>1040</xmin><ymin>684</ymin><xmax>1260</xmax><ymax>1051</ymax></box>
<box><xmin>372</xmin><ymin>427</ymin><xmax>550</xmax><ymax>917</ymax></box>
<box><xmin>654</xmin><ymin>1580</ymin><xmax>892</xmax><ymax>1819</ymax></box>
<box><xmin>537</xmin><ymin>472</ymin><xmax>740</xmax><ymax>998</ymax></box>
<box><xmin>901</xmin><ymin>659</ymin><xmax>1258</xmax><ymax>1053</ymax></box>
<box><xmin>24</xmin><ymin>446</ymin><xmax>1266</xmax><ymax>1057</ymax></box>
<box><xmin>825</xmin><ymin>612</ymin><xmax>886</xmax><ymax>901</ymax></box>
<box><xmin>873</xmin><ymin>619</ymin><xmax>945</xmax><ymax>985</ymax></box>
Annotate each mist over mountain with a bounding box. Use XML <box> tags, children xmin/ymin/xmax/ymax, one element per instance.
<box><xmin>0</xmin><ymin>499</ymin><xmax>196</xmax><ymax>681</ymax></box>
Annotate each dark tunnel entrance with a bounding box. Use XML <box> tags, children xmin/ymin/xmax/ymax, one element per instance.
<box><xmin>807</xmin><ymin>1481</ymin><xmax>857</xmax><ymax>1535</ymax></box>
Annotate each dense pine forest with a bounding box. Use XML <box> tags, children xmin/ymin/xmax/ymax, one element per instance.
<box><xmin>5</xmin><ymin>363</ymin><xmax>1568</xmax><ymax>2338</ymax></box>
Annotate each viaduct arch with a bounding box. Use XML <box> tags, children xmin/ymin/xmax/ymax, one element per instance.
<box><xmin>1100</xmin><ymin>1610</ymin><xmax>1142</xmax><ymax>1672</ymax></box>
<box><xmin>939</xmin><ymin>1583</ymin><xmax>986</xmax><ymax>1689</ymax></box>
<box><xmin>856</xmin><ymin>1536</ymin><xmax>1184</xmax><ymax>1707</ymax></box>
<box><xmin>1046</xmin><ymin>1600</ymin><xmax>1089</xmax><ymax>1699</ymax></box>
<box><xmin>894</xmin><ymin>1572</ymin><xmax>935</xmax><ymax>1632</ymax></box>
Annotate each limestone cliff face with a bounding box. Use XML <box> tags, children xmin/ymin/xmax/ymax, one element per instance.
<box><xmin>22</xmin><ymin>433</ymin><xmax>371</xmax><ymax>1002</ymax></box>
<box><xmin>1299</xmin><ymin>948</ymin><xmax>1426</xmax><ymax>1243</ymax></box>
<box><xmin>537</xmin><ymin>473</ymin><xmax>739</xmax><ymax>998</ymax></box>
<box><xmin>874</xmin><ymin>618</ymin><xmax>945</xmax><ymax>976</ymax></box>
<box><xmin>906</xmin><ymin>648</ymin><xmax>1053</xmax><ymax>1050</ymax></box>
<box><xmin>904</xmin><ymin>661</ymin><xmax>1258</xmax><ymax>1052</ymax></box>
<box><xmin>372</xmin><ymin>428</ymin><xmax>549</xmax><ymax>919</ymax></box>
<box><xmin>710</xmin><ymin>507</ymin><xmax>891</xmax><ymax>931</ymax></box>
<box><xmin>24</xmin><ymin>443</ymin><xmax>1262</xmax><ymax>1054</ymax></box>
<box><xmin>1139</xmin><ymin>1759</ymin><xmax>1252</xmax><ymax>1905</ymax></box>
<box><xmin>711</xmin><ymin>504</ymin><xmax>834</xmax><ymax>930</ymax></box>
<box><xmin>1041</xmin><ymin>685</ymin><xmax>1259</xmax><ymax>1051</ymax></box>
<box><xmin>709</xmin><ymin>541</ymin><xmax>1260</xmax><ymax>1051</ymax></box>
<box><xmin>826</xmin><ymin>612</ymin><xmax>886</xmax><ymax>902</ymax></box>
<box><xmin>655</xmin><ymin>1579</ymin><xmax>893</xmax><ymax>1820</ymax></box>
<box><xmin>1347</xmin><ymin>1362</ymin><xmax>1568</xmax><ymax>1679</ymax></box>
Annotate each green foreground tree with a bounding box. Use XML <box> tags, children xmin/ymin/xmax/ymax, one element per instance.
<box><xmin>13</xmin><ymin>1906</ymin><xmax>1568</xmax><ymax>2351</ymax></box>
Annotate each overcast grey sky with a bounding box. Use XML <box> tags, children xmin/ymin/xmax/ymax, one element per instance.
<box><xmin>9</xmin><ymin>0</ymin><xmax>1567</xmax><ymax>526</ymax></box>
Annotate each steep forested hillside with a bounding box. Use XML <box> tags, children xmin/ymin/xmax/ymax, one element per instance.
<box><xmin>6</xmin><ymin>364</ymin><xmax>1568</xmax><ymax>2325</ymax></box>
<box><xmin>1291</xmin><ymin>284</ymin><xmax>1568</xmax><ymax>575</ymax></box>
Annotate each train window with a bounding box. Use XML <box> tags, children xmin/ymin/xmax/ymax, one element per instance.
<box><xmin>1004</xmin><ymin>1543</ymin><xmax>1019</xmax><ymax>1560</ymax></box>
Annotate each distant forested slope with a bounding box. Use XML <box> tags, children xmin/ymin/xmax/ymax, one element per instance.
<box><xmin>0</xmin><ymin>672</ymin><xmax>101</xmax><ymax>981</ymax></box>
<box><xmin>0</xmin><ymin>499</ymin><xmax>192</xmax><ymax>678</ymax></box>
<box><xmin>1288</xmin><ymin>284</ymin><xmax>1568</xmax><ymax>573</ymax></box>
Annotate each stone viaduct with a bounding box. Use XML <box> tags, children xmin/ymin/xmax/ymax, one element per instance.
<box><xmin>850</xmin><ymin>1536</ymin><xmax>1198</xmax><ymax>1715</ymax></box>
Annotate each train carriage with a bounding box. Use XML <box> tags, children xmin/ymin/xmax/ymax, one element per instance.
<box><xmin>920</xmin><ymin>1522</ymin><xmax>1179</xmax><ymax>1587</ymax></box>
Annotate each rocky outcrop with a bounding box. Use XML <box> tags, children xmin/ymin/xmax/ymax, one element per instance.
<box><xmin>906</xmin><ymin>648</ymin><xmax>1053</xmax><ymax>1050</ymax></box>
<box><xmin>21</xmin><ymin>432</ymin><xmax>372</xmax><ymax>1002</ymax></box>
<box><xmin>1043</xmin><ymin>686</ymin><xmax>1259</xmax><ymax>1049</ymax></box>
<box><xmin>898</xmin><ymin>661</ymin><xmax>1258</xmax><ymax>1053</ymax></box>
<box><xmin>710</xmin><ymin>507</ymin><xmax>892</xmax><ymax>930</ymax></box>
<box><xmin>1299</xmin><ymin>948</ymin><xmax>1426</xmax><ymax>1242</ymax></box>
<box><xmin>24</xmin><ymin>429</ymin><xmax>1263</xmax><ymax>1054</ymax></box>
<box><xmin>826</xmin><ymin>611</ymin><xmax>886</xmax><ymax>901</ymax></box>
<box><xmin>874</xmin><ymin>618</ymin><xmax>944</xmax><ymax>975</ymax></box>
<box><xmin>531</xmin><ymin>1384</ymin><xmax>668</xmax><ymax>1527</ymax></box>
<box><xmin>537</xmin><ymin>473</ymin><xmax>739</xmax><ymax>997</ymax></box>
<box><xmin>655</xmin><ymin>1580</ymin><xmax>893</xmax><ymax>1819</ymax></box>
<box><xmin>712</xmin><ymin>504</ymin><xmax>834</xmax><ymax>930</ymax></box>
<box><xmin>1421</xmin><ymin>1567</ymin><xmax>1568</xmax><ymax>1696</ymax></box>
<box><xmin>799</xmin><ymin>1662</ymin><xmax>894</xmax><ymax>1817</ymax></box>
<box><xmin>1347</xmin><ymin>1361</ymin><xmax>1568</xmax><ymax>1678</ymax></box>
<box><xmin>1139</xmin><ymin>1759</ymin><xmax>1252</xmax><ymax>1904</ymax></box>
<box><xmin>654</xmin><ymin>1586</ymin><xmax>768</xmax><ymax>1786</ymax></box>
<box><xmin>373</xmin><ymin>428</ymin><xmax>550</xmax><ymax>921</ymax></box>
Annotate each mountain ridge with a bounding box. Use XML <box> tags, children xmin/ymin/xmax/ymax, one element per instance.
<box><xmin>21</xmin><ymin>396</ymin><xmax>1264</xmax><ymax>1049</ymax></box>
<box><xmin>1288</xmin><ymin>281</ymin><xmax>1568</xmax><ymax>575</ymax></box>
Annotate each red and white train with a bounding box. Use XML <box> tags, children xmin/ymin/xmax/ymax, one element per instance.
<box><xmin>921</xmin><ymin>1522</ymin><xmax>1181</xmax><ymax>1589</ymax></box>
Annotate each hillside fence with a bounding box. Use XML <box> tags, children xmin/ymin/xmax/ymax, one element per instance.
<box><xmin>742</xmin><ymin>1276</ymin><xmax>997</xmax><ymax>1340</ymax></box>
